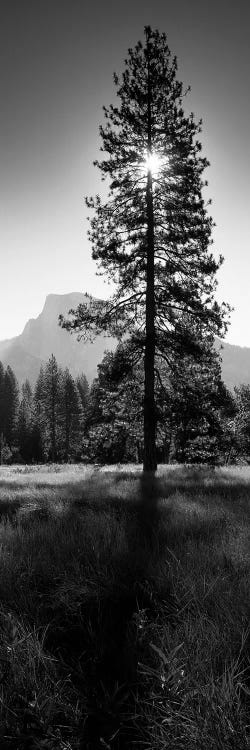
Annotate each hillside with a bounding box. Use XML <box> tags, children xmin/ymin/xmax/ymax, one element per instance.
<box><xmin>0</xmin><ymin>293</ymin><xmax>250</xmax><ymax>389</ymax></box>
<box><xmin>215</xmin><ymin>339</ymin><xmax>250</xmax><ymax>391</ymax></box>
<box><xmin>0</xmin><ymin>293</ymin><xmax>116</xmax><ymax>385</ymax></box>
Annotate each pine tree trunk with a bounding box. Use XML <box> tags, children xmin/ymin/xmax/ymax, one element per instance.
<box><xmin>144</xmin><ymin>168</ymin><xmax>157</xmax><ymax>472</ymax></box>
<box><xmin>143</xmin><ymin>35</ymin><xmax>157</xmax><ymax>473</ymax></box>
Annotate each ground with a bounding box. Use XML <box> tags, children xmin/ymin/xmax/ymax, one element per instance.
<box><xmin>0</xmin><ymin>463</ymin><xmax>249</xmax><ymax>749</ymax></box>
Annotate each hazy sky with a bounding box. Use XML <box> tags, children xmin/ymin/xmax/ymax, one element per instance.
<box><xmin>1</xmin><ymin>0</ymin><xmax>249</xmax><ymax>345</ymax></box>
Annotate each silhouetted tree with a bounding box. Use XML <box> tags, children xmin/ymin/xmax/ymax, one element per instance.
<box><xmin>18</xmin><ymin>380</ymin><xmax>34</xmax><ymax>462</ymax></box>
<box><xmin>166</xmin><ymin>351</ymin><xmax>235</xmax><ymax>464</ymax></box>
<box><xmin>85</xmin><ymin>344</ymin><xmax>143</xmax><ymax>463</ymax></box>
<box><xmin>0</xmin><ymin>362</ymin><xmax>4</xmax><ymax>463</ymax></box>
<box><xmin>61</xmin><ymin>26</ymin><xmax>230</xmax><ymax>471</ymax></box>
<box><xmin>85</xmin><ymin>340</ymin><xmax>234</xmax><ymax>465</ymax></box>
<box><xmin>61</xmin><ymin>369</ymin><xmax>83</xmax><ymax>461</ymax></box>
<box><xmin>76</xmin><ymin>373</ymin><xmax>89</xmax><ymax>412</ymax></box>
<box><xmin>33</xmin><ymin>366</ymin><xmax>48</xmax><ymax>461</ymax></box>
<box><xmin>3</xmin><ymin>365</ymin><xmax>19</xmax><ymax>447</ymax></box>
<box><xmin>33</xmin><ymin>358</ymin><xmax>63</xmax><ymax>461</ymax></box>
<box><xmin>43</xmin><ymin>355</ymin><xmax>63</xmax><ymax>462</ymax></box>
<box><xmin>233</xmin><ymin>385</ymin><xmax>250</xmax><ymax>460</ymax></box>
<box><xmin>33</xmin><ymin>360</ymin><xmax>85</xmax><ymax>463</ymax></box>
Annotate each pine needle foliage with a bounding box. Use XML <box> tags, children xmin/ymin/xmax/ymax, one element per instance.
<box><xmin>60</xmin><ymin>26</ymin><xmax>230</xmax><ymax>470</ymax></box>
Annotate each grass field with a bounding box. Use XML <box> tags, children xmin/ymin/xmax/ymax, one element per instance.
<box><xmin>0</xmin><ymin>463</ymin><xmax>249</xmax><ymax>749</ymax></box>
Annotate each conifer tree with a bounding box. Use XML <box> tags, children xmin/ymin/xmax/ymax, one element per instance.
<box><xmin>3</xmin><ymin>365</ymin><xmax>19</xmax><ymax>447</ymax></box>
<box><xmin>61</xmin><ymin>369</ymin><xmax>83</xmax><ymax>461</ymax></box>
<box><xmin>18</xmin><ymin>380</ymin><xmax>34</xmax><ymax>462</ymax></box>
<box><xmin>76</xmin><ymin>373</ymin><xmax>89</xmax><ymax>412</ymax></box>
<box><xmin>33</xmin><ymin>366</ymin><xmax>48</xmax><ymax>461</ymax></box>
<box><xmin>233</xmin><ymin>385</ymin><xmax>250</xmax><ymax>459</ymax></box>
<box><xmin>85</xmin><ymin>345</ymin><xmax>143</xmax><ymax>463</ymax></box>
<box><xmin>0</xmin><ymin>363</ymin><xmax>4</xmax><ymax>419</ymax></box>
<box><xmin>43</xmin><ymin>355</ymin><xmax>63</xmax><ymax>462</ymax></box>
<box><xmin>0</xmin><ymin>362</ymin><xmax>5</xmax><ymax>464</ymax></box>
<box><xmin>34</xmin><ymin>358</ymin><xmax>63</xmax><ymax>462</ymax></box>
<box><xmin>35</xmin><ymin>366</ymin><xmax>46</xmax><ymax>406</ymax></box>
<box><xmin>61</xmin><ymin>27</ymin><xmax>229</xmax><ymax>471</ymax></box>
<box><xmin>163</xmin><ymin>351</ymin><xmax>235</xmax><ymax>463</ymax></box>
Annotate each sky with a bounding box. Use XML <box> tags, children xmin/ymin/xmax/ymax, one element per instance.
<box><xmin>0</xmin><ymin>0</ymin><xmax>249</xmax><ymax>345</ymax></box>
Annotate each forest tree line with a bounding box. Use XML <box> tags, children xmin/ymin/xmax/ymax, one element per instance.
<box><xmin>0</xmin><ymin>356</ymin><xmax>88</xmax><ymax>464</ymax></box>
<box><xmin>1</xmin><ymin>347</ymin><xmax>250</xmax><ymax>465</ymax></box>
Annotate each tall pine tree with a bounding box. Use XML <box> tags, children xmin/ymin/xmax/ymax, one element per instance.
<box><xmin>33</xmin><ymin>366</ymin><xmax>48</xmax><ymax>461</ymax></box>
<box><xmin>76</xmin><ymin>373</ymin><xmax>89</xmax><ymax>413</ymax></box>
<box><xmin>43</xmin><ymin>355</ymin><xmax>63</xmax><ymax>462</ymax></box>
<box><xmin>61</xmin><ymin>369</ymin><xmax>83</xmax><ymax>461</ymax></box>
<box><xmin>85</xmin><ymin>344</ymin><xmax>143</xmax><ymax>463</ymax></box>
<box><xmin>3</xmin><ymin>366</ymin><xmax>19</xmax><ymax>447</ymax></box>
<box><xmin>18</xmin><ymin>380</ymin><xmax>34</xmax><ymax>462</ymax></box>
<box><xmin>61</xmin><ymin>27</ymin><xmax>230</xmax><ymax>471</ymax></box>
<box><xmin>0</xmin><ymin>362</ymin><xmax>5</xmax><ymax>464</ymax></box>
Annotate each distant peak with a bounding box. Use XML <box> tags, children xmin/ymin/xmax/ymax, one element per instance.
<box><xmin>44</xmin><ymin>292</ymin><xmax>87</xmax><ymax>305</ymax></box>
<box><xmin>42</xmin><ymin>292</ymin><xmax>89</xmax><ymax>317</ymax></box>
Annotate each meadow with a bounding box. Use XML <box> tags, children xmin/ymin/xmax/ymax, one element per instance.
<box><xmin>0</xmin><ymin>463</ymin><xmax>249</xmax><ymax>749</ymax></box>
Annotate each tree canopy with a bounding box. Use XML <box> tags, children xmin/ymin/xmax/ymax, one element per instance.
<box><xmin>60</xmin><ymin>26</ymin><xmax>230</xmax><ymax>470</ymax></box>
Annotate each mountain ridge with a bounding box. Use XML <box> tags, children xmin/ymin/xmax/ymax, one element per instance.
<box><xmin>0</xmin><ymin>293</ymin><xmax>116</xmax><ymax>385</ymax></box>
<box><xmin>0</xmin><ymin>293</ymin><xmax>250</xmax><ymax>390</ymax></box>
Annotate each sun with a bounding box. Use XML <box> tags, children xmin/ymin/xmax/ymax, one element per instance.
<box><xmin>141</xmin><ymin>150</ymin><xmax>162</xmax><ymax>177</ymax></box>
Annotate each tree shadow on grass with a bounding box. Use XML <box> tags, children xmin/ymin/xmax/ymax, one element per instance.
<box><xmin>0</xmin><ymin>499</ymin><xmax>21</xmax><ymax>522</ymax></box>
<box><xmin>78</xmin><ymin>473</ymin><xmax>179</xmax><ymax>748</ymax></box>
<box><xmin>40</xmin><ymin>472</ymin><xmax>171</xmax><ymax>749</ymax></box>
<box><xmin>136</xmin><ymin>471</ymin><xmax>162</xmax><ymax>548</ymax></box>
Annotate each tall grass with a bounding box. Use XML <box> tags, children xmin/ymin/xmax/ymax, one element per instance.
<box><xmin>0</xmin><ymin>464</ymin><xmax>249</xmax><ymax>748</ymax></box>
